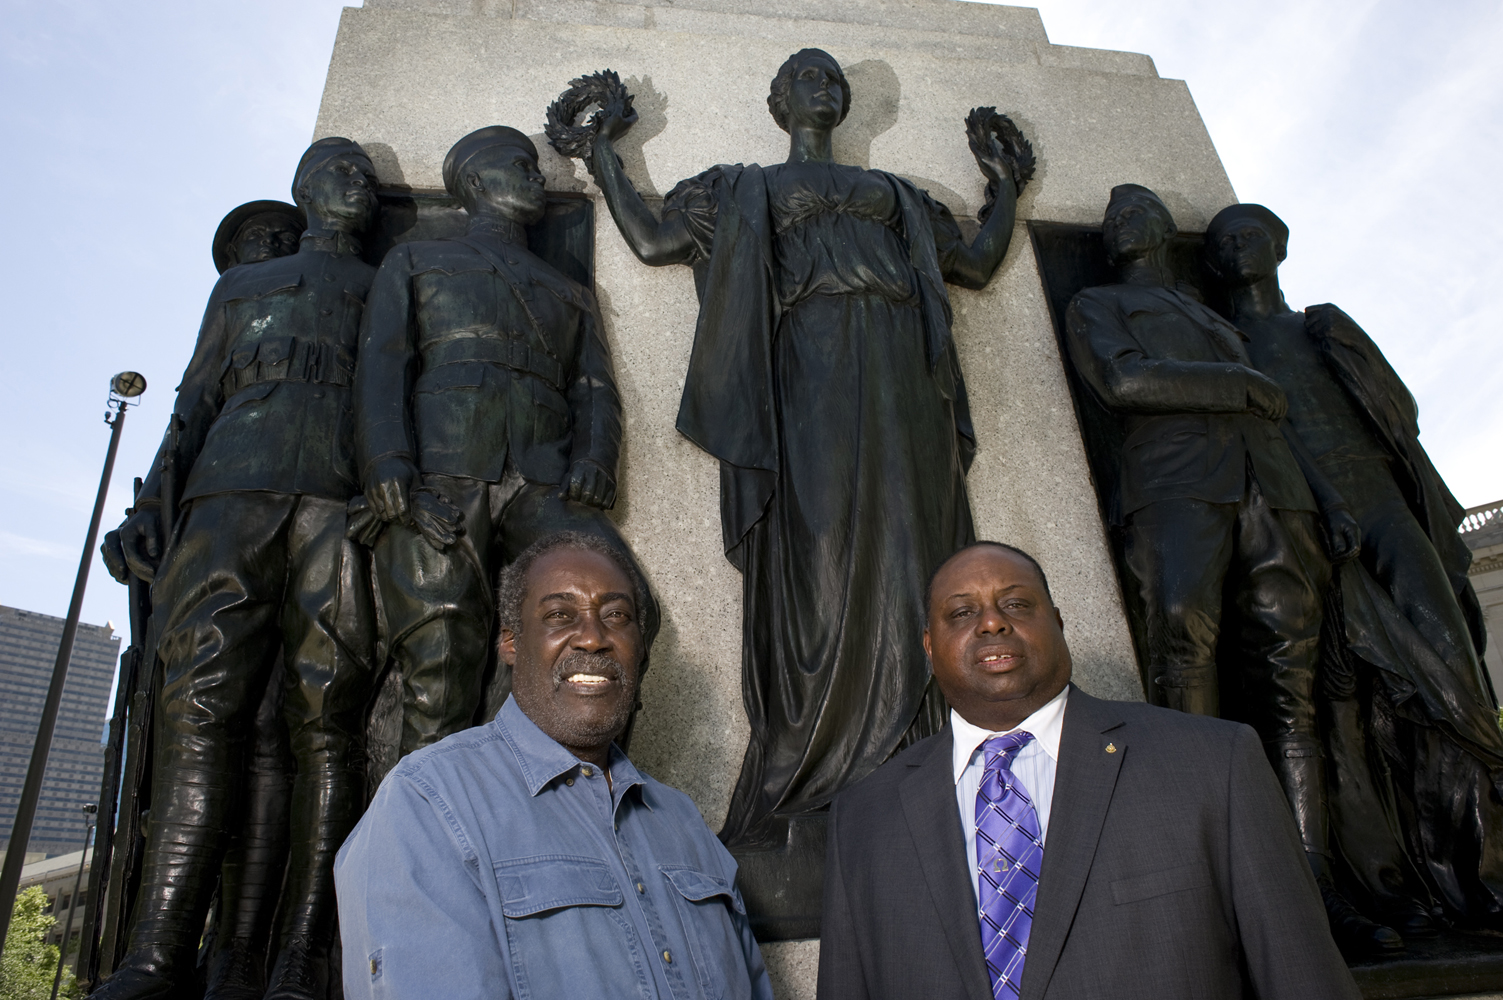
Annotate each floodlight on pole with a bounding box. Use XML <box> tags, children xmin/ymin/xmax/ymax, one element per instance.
<box><xmin>0</xmin><ymin>374</ymin><xmax>145</xmax><ymax>957</ymax></box>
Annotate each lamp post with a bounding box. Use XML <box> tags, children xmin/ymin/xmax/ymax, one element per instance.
<box><xmin>0</xmin><ymin>372</ymin><xmax>146</xmax><ymax>957</ymax></box>
<box><xmin>50</xmin><ymin>804</ymin><xmax>97</xmax><ymax>1000</ymax></box>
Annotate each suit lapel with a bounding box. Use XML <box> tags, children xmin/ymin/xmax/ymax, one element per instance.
<box><xmin>1020</xmin><ymin>687</ymin><xmax>1126</xmax><ymax>1000</ymax></box>
<box><xmin>899</xmin><ymin>727</ymin><xmax>993</xmax><ymax>1000</ymax></box>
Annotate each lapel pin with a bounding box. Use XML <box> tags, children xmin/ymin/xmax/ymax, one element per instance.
<box><xmin>1105</xmin><ymin>743</ymin><xmax>1117</xmax><ymax>754</ymax></box>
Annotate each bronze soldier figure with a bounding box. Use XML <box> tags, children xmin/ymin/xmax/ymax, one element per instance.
<box><xmin>1064</xmin><ymin>184</ymin><xmax>1399</xmax><ymax>953</ymax></box>
<box><xmin>95</xmin><ymin>138</ymin><xmax>381</xmax><ymax>1000</ymax></box>
<box><xmin>1208</xmin><ymin>203</ymin><xmax>1503</xmax><ymax>929</ymax></box>
<box><xmin>99</xmin><ymin>198</ymin><xmax>309</xmax><ymax>997</ymax></box>
<box><xmin>355</xmin><ymin>126</ymin><xmax>652</xmax><ymax>758</ymax></box>
<box><xmin>206</xmin><ymin>198</ymin><xmax>303</xmax><ymax>999</ymax></box>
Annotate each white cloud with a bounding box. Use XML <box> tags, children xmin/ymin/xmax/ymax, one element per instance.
<box><xmin>0</xmin><ymin>530</ymin><xmax>75</xmax><ymax>561</ymax></box>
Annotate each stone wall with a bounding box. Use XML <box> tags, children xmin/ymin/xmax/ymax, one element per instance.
<box><xmin>315</xmin><ymin>2</ymin><xmax>1239</xmax><ymax>993</ymax></box>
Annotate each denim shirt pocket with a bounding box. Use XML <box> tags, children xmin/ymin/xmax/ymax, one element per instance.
<box><xmin>660</xmin><ymin>866</ymin><xmax>751</xmax><ymax>1000</ymax></box>
<box><xmin>495</xmin><ymin>855</ymin><xmax>653</xmax><ymax>1000</ymax></box>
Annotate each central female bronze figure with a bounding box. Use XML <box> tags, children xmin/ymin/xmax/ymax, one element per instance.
<box><xmin>563</xmin><ymin>50</ymin><xmax>1030</xmax><ymax>848</ymax></box>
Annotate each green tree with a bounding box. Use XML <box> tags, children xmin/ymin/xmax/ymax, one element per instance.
<box><xmin>0</xmin><ymin>885</ymin><xmax>79</xmax><ymax>1000</ymax></box>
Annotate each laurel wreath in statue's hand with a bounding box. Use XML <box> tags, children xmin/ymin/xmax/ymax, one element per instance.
<box><xmin>546</xmin><ymin>70</ymin><xmax>637</xmax><ymax>175</ymax></box>
<box><xmin>965</xmin><ymin>107</ymin><xmax>1036</xmax><ymax>221</ymax></box>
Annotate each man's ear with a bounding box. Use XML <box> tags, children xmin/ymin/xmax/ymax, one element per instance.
<box><xmin>499</xmin><ymin>627</ymin><xmax>518</xmax><ymax>667</ymax></box>
<box><xmin>1053</xmin><ymin>607</ymin><xmax>1065</xmax><ymax>631</ymax></box>
<box><xmin>921</xmin><ymin>626</ymin><xmax>932</xmax><ymax>663</ymax></box>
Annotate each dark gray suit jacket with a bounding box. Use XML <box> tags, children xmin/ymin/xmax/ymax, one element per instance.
<box><xmin>817</xmin><ymin>686</ymin><xmax>1360</xmax><ymax>1000</ymax></box>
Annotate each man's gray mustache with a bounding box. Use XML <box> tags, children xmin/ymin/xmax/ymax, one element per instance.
<box><xmin>550</xmin><ymin>650</ymin><xmax>624</xmax><ymax>686</ymax></box>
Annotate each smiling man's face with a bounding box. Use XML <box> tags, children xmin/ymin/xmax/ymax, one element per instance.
<box><xmin>502</xmin><ymin>547</ymin><xmax>643</xmax><ymax>762</ymax></box>
<box><xmin>924</xmin><ymin>546</ymin><xmax>1073</xmax><ymax>732</ymax></box>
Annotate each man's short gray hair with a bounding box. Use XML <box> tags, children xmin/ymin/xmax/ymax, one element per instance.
<box><xmin>496</xmin><ymin>531</ymin><xmax>651</xmax><ymax>640</ymax></box>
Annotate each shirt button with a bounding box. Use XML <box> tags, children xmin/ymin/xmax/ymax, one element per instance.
<box><xmin>331</xmin><ymin>253</ymin><xmax>342</xmax><ymax>260</ymax></box>
<box><xmin>636</xmin><ymin>882</ymin><xmax>645</xmax><ymax>893</ymax></box>
<box><xmin>320</xmin><ymin>308</ymin><xmax>333</xmax><ymax>316</ymax></box>
<box><xmin>662</xmin><ymin>950</ymin><xmax>672</xmax><ymax>964</ymax></box>
<box><xmin>324</xmin><ymin>275</ymin><xmax>335</xmax><ymax>283</ymax></box>
<box><xmin>565</xmin><ymin>777</ymin><xmax>574</xmax><ymax>787</ymax></box>
<box><xmin>581</xmin><ymin>766</ymin><xmax>593</xmax><ymax>777</ymax></box>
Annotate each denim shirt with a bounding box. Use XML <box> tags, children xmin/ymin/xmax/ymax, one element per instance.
<box><xmin>335</xmin><ymin>696</ymin><xmax>773</xmax><ymax>1000</ymax></box>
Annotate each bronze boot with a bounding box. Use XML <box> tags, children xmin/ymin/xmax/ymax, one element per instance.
<box><xmin>262</xmin><ymin>939</ymin><xmax>324</xmax><ymax>1000</ymax></box>
<box><xmin>205</xmin><ymin>682</ymin><xmax>293</xmax><ymax>1000</ymax></box>
<box><xmin>1270</xmin><ymin>741</ymin><xmax>1403</xmax><ymax>956</ymax></box>
<box><xmin>91</xmin><ymin>768</ymin><xmax>232</xmax><ymax>999</ymax></box>
<box><xmin>203</xmin><ymin>942</ymin><xmax>267</xmax><ymax>1000</ymax></box>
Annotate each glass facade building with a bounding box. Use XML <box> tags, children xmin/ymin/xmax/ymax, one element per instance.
<box><xmin>1</xmin><ymin>605</ymin><xmax>118</xmax><ymax>857</ymax></box>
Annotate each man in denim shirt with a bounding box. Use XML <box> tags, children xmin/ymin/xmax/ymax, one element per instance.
<box><xmin>335</xmin><ymin>531</ymin><xmax>772</xmax><ymax>1000</ymax></box>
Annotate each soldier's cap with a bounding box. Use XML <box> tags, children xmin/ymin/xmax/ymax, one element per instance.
<box><xmin>1206</xmin><ymin>203</ymin><xmax>1289</xmax><ymax>256</ymax></box>
<box><xmin>212</xmin><ymin>200</ymin><xmax>306</xmax><ymax>274</ymax></box>
<box><xmin>292</xmin><ymin>137</ymin><xmax>371</xmax><ymax>200</ymax></box>
<box><xmin>443</xmin><ymin>126</ymin><xmax>539</xmax><ymax>198</ymax></box>
<box><xmin>1107</xmin><ymin>183</ymin><xmax>1174</xmax><ymax>222</ymax></box>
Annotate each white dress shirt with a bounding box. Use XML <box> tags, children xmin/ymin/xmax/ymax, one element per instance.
<box><xmin>952</xmin><ymin>685</ymin><xmax>1069</xmax><ymax>905</ymax></box>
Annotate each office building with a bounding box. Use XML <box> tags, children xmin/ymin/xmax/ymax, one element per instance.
<box><xmin>1</xmin><ymin>605</ymin><xmax>118</xmax><ymax>857</ymax></box>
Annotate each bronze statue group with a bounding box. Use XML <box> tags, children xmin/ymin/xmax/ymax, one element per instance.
<box><xmin>84</xmin><ymin>47</ymin><xmax>1499</xmax><ymax>1000</ymax></box>
<box><xmin>1065</xmin><ymin>186</ymin><xmax>1503</xmax><ymax>954</ymax></box>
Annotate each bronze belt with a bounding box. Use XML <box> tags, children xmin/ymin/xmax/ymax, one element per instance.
<box><xmin>422</xmin><ymin>336</ymin><xmax>565</xmax><ymax>392</ymax></box>
<box><xmin>221</xmin><ymin>336</ymin><xmax>354</xmax><ymax>396</ymax></box>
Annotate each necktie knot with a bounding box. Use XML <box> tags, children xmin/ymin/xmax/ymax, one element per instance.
<box><xmin>982</xmin><ymin>731</ymin><xmax>1034</xmax><ymax>772</ymax></box>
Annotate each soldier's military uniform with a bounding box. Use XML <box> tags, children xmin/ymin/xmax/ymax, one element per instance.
<box><xmin>106</xmin><ymin>141</ymin><xmax>378</xmax><ymax>998</ymax></box>
<box><xmin>358</xmin><ymin>200</ymin><xmax>649</xmax><ymax>756</ymax></box>
<box><xmin>1210</xmin><ymin>203</ymin><xmax>1503</xmax><ymax>928</ymax></box>
<box><xmin>1064</xmin><ymin>187</ymin><xmax>1331</xmax><ymax>874</ymax></box>
<box><xmin>200</xmin><ymin>198</ymin><xmax>305</xmax><ymax>998</ymax></box>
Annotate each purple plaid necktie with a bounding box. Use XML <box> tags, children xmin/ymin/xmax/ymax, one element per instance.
<box><xmin>975</xmin><ymin>732</ymin><xmax>1043</xmax><ymax>999</ymax></box>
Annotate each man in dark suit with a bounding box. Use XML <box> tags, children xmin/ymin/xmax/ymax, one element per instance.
<box><xmin>817</xmin><ymin>542</ymin><xmax>1360</xmax><ymax>999</ymax></box>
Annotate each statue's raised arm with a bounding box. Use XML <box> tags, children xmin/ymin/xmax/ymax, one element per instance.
<box><xmin>547</xmin><ymin>71</ymin><xmax>696</xmax><ymax>265</ymax></box>
<box><xmin>948</xmin><ymin>106</ymin><xmax>1034</xmax><ymax>288</ymax></box>
<box><xmin>549</xmin><ymin>67</ymin><xmax>1034</xmax><ymax>283</ymax></box>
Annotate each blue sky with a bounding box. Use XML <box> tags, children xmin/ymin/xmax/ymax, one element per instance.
<box><xmin>2</xmin><ymin>0</ymin><xmax>1499</xmax><ymax>645</ymax></box>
